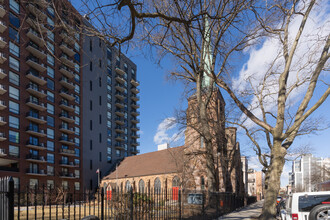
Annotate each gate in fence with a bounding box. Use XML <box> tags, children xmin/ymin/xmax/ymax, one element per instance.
<box><xmin>0</xmin><ymin>176</ymin><xmax>14</xmax><ymax>220</ymax></box>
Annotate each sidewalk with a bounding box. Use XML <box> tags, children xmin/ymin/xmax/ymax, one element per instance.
<box><xmin>217</xmin><ymin>200</ymin><xmax>263</xmax><ymax>220</ymax></box>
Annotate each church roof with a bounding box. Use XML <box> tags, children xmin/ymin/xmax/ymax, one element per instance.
<box><xmin>103</xmin><ymin>146</ymin><xmax>186</xmax><ymax>180</ymax></box>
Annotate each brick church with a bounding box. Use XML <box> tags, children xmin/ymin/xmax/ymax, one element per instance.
<box><xmin>100</xmin><ymin>88</ymin><xmax>245</xmax><ymax>196</ymax></box>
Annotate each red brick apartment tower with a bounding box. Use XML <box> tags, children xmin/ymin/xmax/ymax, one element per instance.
<box><xmin>0</xmin><ymin>0</ymin><xmax>83</xmax><ymax>192</ymax></box>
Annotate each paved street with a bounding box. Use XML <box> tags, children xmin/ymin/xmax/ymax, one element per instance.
<box><xmin>217</xmin><ymin>200</ymin><xmax>263</xmax><ymax>220</ymax></box>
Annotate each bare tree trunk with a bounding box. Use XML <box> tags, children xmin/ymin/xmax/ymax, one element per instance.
<box><xmin>261</xmin><ymin>141</ymin><xmax>287</xmax><ymax>220</ymax></box>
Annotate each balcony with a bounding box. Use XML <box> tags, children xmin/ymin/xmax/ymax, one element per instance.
<box><xmin>26</xmin><ymin>154</ymin><xmax>46</xmax><ymax>163</ymax></box>
<box><xmin>115</xmin><ymin>75</ymin><xmax>126</xmax><ymax>84</ymax></box>
<box><xmin>0</xmin><ymin>52</ymin><xmax>6</xmax><ymax>64</ymax></box>
<box><xmin>26</xmin><ymin>126</ymin><xmax>46</xmax><ymax>137</ymax></box>
<box><xmin>59</xmin><ymin>136</ymin><xmax>75</xmax><ymax>145</ymax></box>
<box><xmin>115</xmin><ymin>125</ymin><xmax>124</xmax><ymax>133</ymax></box>
<box><xmin>0</xmin><ymin>37</ymin><xmax>6</xmax><ymax>48</ymax></box>
<box><xmin>115</xmin><ymin>67</ymin><xmax>126</xmax><ymax>75</ymax></box>
<box><xmin>115</xmin><ymin>83</ymin><xmax>125</xmax><ymax>92</ymax></box>
<box><xmin>0</xmin><ymin>69</ymin><xmax>6</xmax><ymax>79</ymax></box>
<box><xmin>130</xmin><ymin>148</ymin><xmax>140</xmax><ymax>154</ymax></box>
<box><xmin>115</xmin><ymin>108</ymin><xmax>125</xmax><ymax>117</ymax></box>
<box><xmin>26</xmin><ymin>16</ymin><xmax>47</xmax><ymax>32</ymax></box>
<box><xmin>59</xmin><ymin>160</ymin><xmax>77</xmax><ymax>168</ymax></box>
<box><xmin>0</xmin><ymin>116</ymin><xmax>6</xmax><ymax>126</ymax></box>
<box><xmin>59</xmin><ymin>113</ymin><xmax>75</xmax><ymax>123</ymax></box>
<box><xmin>0</xmin><ymin>148</ymin><xmax>6</xmax><ymax>157</ymax></box>
<box><xmin>26</xmin><ymin>4</ymin><xmax>47</xmax><ymax>20</ymax></box>
<box><xmin>26</xmin><ymin>98</ymin><xmax>46</xmax><ymax>111</ymax></box>
<box><xmin>26</xmin><ymin>42</ymin><xmax>46</xmax><ymax>59</ymax></box>
<box><xmin>0</xmin><ymin>84</ymin><xmax>6</xmax><ymax>95</ymax></box>
<box><xmin>0</xmin><ymin>100</ymin><xmax>5</xmax><ymax>110</ymax></box>
<box><xmin>59</xmin><ymin>89</ymin><xmax>75</xmax><ymax>101</ymax></box>
<box><xmin>26</xmin><ymin>57</ymin><xmax>46</xmax><ymax>72</ymax></box>
<box><xmin>60</xmin><ymin>43</ymin><xmax>75</xmax><ymax>57</ymax></box>
<box><xmin>131</xmin><ymin>125</ymin><xmax>140</xmax><ymax>131</ymax></box>
<box><xmin>59</xmin><ymin>148</ymin><xmax>76</xmax><ymax>156</ymax></box>
<box><xmin>115</xmin><ymin>91</ymin><xmax>125</xmax><ymax>100</ymax></box>
<box><xmin>131</xmin><ymin>133</ymin><xmax>140</xmax><ymax>139</ymax></box>
<box><xmin>131</xmin><ymin>140</ymin><xmax>140</xmax><ymax>146</ymax></box>
<box><xmin>115</xmin><ymin>117</ymin><xmax>125</xmax><ymax>125</ymax></box>
<box><xmin>115</xmin><ymin>143</ymin><xmax>125</xmax><ymax>150</ymax></box>
<box><xmin>0</xmin><ymin>132</ymin><xmax>6</xmax><ymax>141</ymax></box>
<box><xmin>59</xmin><ymin>77</ymin><xmax>75</xmax><ymax>89</ymax></box>
<box><xmin>131</xmin><ymin>79</ymin><xmax>140</xmax><ymax>87</ymax></box>
<box><xmin>131</xmin><ymin>117</ymin><xmax>140</xmax><ymax>124</ymax></box>
<box><xmin>60</xmin><ymin>54</ymin><xmax>75</xmax><ymax>68</ymax></box>
<box><xmin>131</xmin><ymin>87</ymin><xmax>139</xmax><ymax>94</ymax></box>
<box><xmin>26</xmin><ymin>71</ymin><xmax>46</xmax><ymax>85</ymax></box>
<box><xmin>26</xmin><ymin>141</ymin><xmax>46</xmax><ymax>150</ymax></box>
<box><xmin>60</xmin><ymin>173</ymin><xmax>75</xmax><ymax>179</ymax></box>
<box><xmin>59</xmin><ymin>31</ymin><xmax>75</xmax><ymax>45</ymax></box>
<box><xmin>115</xmin><ymin>134</ymin><xmax>125</xmax><ymax>142</ymax></box>
<box><xmin>131</xmin><ymin>102</ymin><xmax>140</xmax><ymax>109</ymax></box>
<box><xmin>131</xmin><ymin>94</ymin><xmax>140</xmax><ymax>101</ymax></box>
<box><xmin>30</xmin><ymin>0</ymin><xmax>48</xmax><ymax>8</ymax></box>
<box><xmin>26</xmin><ymin>29</ymin><xmax>44</xmax><ymax>46</ymax></box>
<box><xmin>26</xmin><ymin>112</ymin><xmax>46</xmax><ymax>124</ymax></box>
<box><xmin>0</xmin><ymin>21</ymin><xmax>6</xmax><ymax>33</ymax></box>
<box><xmin>115</xmin><ymin>100</ymin><xmax>124</xmax><ymax>108</ymax></box>
<box><xmin>26</xmin><ymin>169</ymin><xmax>47</xmax><ymax>176</ymax></box>
<box><xmin>0</xmin><ymin>5</ymin><xmax>5</xmax><ymax>18</ymax></box>
<box><xmin>26</xmin><ymin>84</ymin><xmax>47</xmax><ymax>98</ymax></box>
<box><xmin>131</xmin><ymin>110</ymin><xmax>140</xmax><ymax>116</ymax></box>
<box><xmin>59</xmin><ymin>101</ymin><xmax>74</xmax><ymax>112</ymax></box>
<box><xmin>59</xmin><ymin>125</ymin><xmax>75</xmax><ymax>134</ymax></box>
<box><xmin>59</xmin><ymin>66</ymin><xmax>75</xmax><ymax>79</ymax></box>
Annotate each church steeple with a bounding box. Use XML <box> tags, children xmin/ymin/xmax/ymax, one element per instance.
<box><xmin>202</xmin><ymin>16</ymin><xmax>213</xmax><ymax>89</ymax></box>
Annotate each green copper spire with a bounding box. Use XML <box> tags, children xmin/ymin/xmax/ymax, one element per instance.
<box><xmin>202</xmin><ymin>16</ymin><xmax>213</xmax><ymax>89</ymax></box>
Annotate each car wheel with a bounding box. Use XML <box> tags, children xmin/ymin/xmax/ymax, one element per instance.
<box><xmin>308</xmin><ymin>204</ymin><xmax>330</xmax><ymax>220</ymax></box>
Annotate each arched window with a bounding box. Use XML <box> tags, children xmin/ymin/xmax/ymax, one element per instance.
<box><xmin>172</xmin><ymin>176</ymin><xmax>180</xmax><ymax>188</ymax></box>
<box><xmin>139</xmin><ymin>179</ymin><xmax>145</xmax><ymax>193</ymax></box>
<box><xmin>154</xmin><ymin>178</ymin><xmax>161</xmax><ymax>194</ymax></box>
<box><xmin>201</xmin><ymin>176</ymin><xmax>205</xmax><ymax>190</ymax></box>
<box><xmin>125</xmin><ymin>180</ymin><xmax>131</xmax><ymax>192</ymax></box>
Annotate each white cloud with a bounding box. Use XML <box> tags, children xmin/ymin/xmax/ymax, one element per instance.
<box><xmin>153</xmin><ymin>117</ymin><xmax>182</xmax><ymax>145</ymax></box>
<box><xmin>247</xmin><ymin>156</ymin><xmax>264</xmax><ymax>171</ymax></box>
<box><xmin>233</xmin><ymin>1</ymin><xmax>330</xmax><ymax>128</ymax></box>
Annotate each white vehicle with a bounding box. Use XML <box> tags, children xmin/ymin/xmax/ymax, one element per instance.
<box><xmin>280</xmin><ymin>191</ymin><xmax>330</xmax><ymax>220</ymax></box>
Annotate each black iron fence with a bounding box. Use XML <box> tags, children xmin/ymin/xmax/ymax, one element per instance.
<box><xmin>0</xmin><ymin>177</ymin><xmax>246</xmax><ymax>220</ymax></box>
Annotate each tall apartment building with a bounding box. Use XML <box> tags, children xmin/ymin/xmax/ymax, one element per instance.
<box><xmin>0</xmin><ymin>0</ymin><xmax>85</xmax><ymax>191</ymax></box>
<box><xmin>82</xmin><ymin>31</ymin><xmax>140</xmax><ymax>191</ymax></box>
<box><xmin>290</xmin><ymin>154</ymin><xmax>330</xmax><ymax>192</ymax></box>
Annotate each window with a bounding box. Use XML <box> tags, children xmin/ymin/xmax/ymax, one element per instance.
<box><xmin>47</xmin><ymin>141</ymin><xmax>54</xmax><ymax>151</ymax></box>
<box><xmin>47</xmin><ymin>166</ymin><xmax>54</xmax><ymax>176</ymax></box>
<box><xmin>9</xmin><ymin>115</ymin><xmax>19</xmax><ymax>129</ymax></box>
<box><xmin>47</xmin><ymin>153</ymin><xmax>54</xmax><ymax>163</ymax></box>
<box><xmin>9</xmin><ymin>86</ymin><xmax>19</xmax><ymax>100</ymax></box>
<box><xmin>99</xmin><ymin>133</ymin><xmax>102</xmax><ymax>143</ymax></box>
<box><xmin>75</xmin><ymin>182</ymin><xmax>80</xmax><ymax>191</ymax></box>
<box><xmin>75</xmin><ymin>106</ymin><xmax>80</xmax><ymax>114</ymax></box>
<box><xmin>75</xmin><ymin>127</ymin><xmax>80</xmax><ymax>136</ymax></box>
<box><xmin>9</xmin><ymin>27</ymin><xmax>19</xmax><ymax>43</ymax></box>
<box><xmin>47</xmin><ymin>30</ymin><xmax>54</xmax><ymax>41</ymax></box>
<box><xmin>75</xmin><ymin>148</ymin><xmax>80</xmax><ymax>157</ymax></box>
<box><xmin>47</xmin><ymin>54</ymin><xmax>54</xmax><ymax>66</ymax></box>
<box><xmin>75</xmin><ymin>95</ymin><xmax>80</xmax><ymax>104</ymax></box>
<box><xmin>47</xmin><ymin>66</ymin><xmax>54</xmax><ymax>78</ymax></box>
<box><xmin>200</xmin><ymin>176</ymin><xmax>205</xmax><ymax>190</ymax></box>
<box><xmin>47</xmin><ymin>180</ymin><xmax>54</xmax><ymax>189</ymax></box>
<box><xmin>75</xmin><ymin>84</ymin><xmax>80</xmax><ymax>94</ymax></box>
<box><xmin>107</xmin><ymin>155</ymin><xmax>112</xmax><ymax>163</ymax></box>
<box><xmin>9</xmin><ymin>0</ymin><xmax>19</xmax><ymax>13</ymax></box>
<box><xmin>9</xmin><ymin>56</ymin><xmax>19</xmax><ymax>71</ymax></box>
<box><xmin>90</xmin><ymin>100</ymin><xmax>92</xmax><ymax>111</ymax></box>
<box><xmin>116</xmin><ymin>150</ymin><xmax>120</xmax><ymax>157</ymax></box>
<box><xmin>154</xmin><ymin>178</ymin><xmax>161</xmax><ymax>194</ymax></box>
<box><xmin>200</xmin><ymin>136</ymin><xmax>204</xmax><ymax>148</ymax></box>
<box><xmin>89</xmin><ymin>39</ymin><xmax>92</xmax><ymax>51</ymax></box>
<box><xmin>47</xmin><ymin>7</ymin><xmax>55</xmax><ymax>17</ymax></box>
<box><xmin>90</xmin><ymin>140</ymin><xmax>93</xmax><ymax>150</ymax></box>
<box><xmin>29</xmin><ymin>179</ymin><xmax>38</xmax><ymax>189</ymax></box>
<box><xmin>89</xmin><ymin>81</ymin><xmax>92</xmax><ymax>91</ymax></box>
<box><xmin>9</xmin><ymin>101</ymin><xmax>19</xmax><ymax>114</ymax></box>
<box><xmin>47</xmin><ymin>78</ymin><xmax>54</xmax><ymax>90</ymax></box>
<box><xmin>47</xmin><ymin>91</ymin><xmax>54</xmax><ymax>102</ymax></box>
<box><xmin>139</xmin><ymin>180</ymin><xmax>145</xmax><ymax>193</ymax></box>
<box><xmin>99</xmin><ymin>115</ymin><xmax>102</xmax><ymax>124</ymax></box>
<box><xmin>90</xmin><ymin>160</ymin><xmax>92</xmax><ymax>170</ymax></box>
<box><xmin>62</xmin><ymin>181</ymin><xmax>68</xmax><ymax>190</ymax></box>
<box><xmin>9</xmin><ymin>13</ymin><xmax>20</xmax><ymax>29</ymax></box>
<box><xmin>13</xmin><ymin>177</ymin><xmax>19</xmax><ymax>189</ymax></box>
<box><xmin>75</xmin><ymin>116</ymin><xmax>80</xmax><ymax>125</ymax></box>
<box><xmin>90</xmin><ymin>120</ymin><xmax>92</xmax><ymax>130</ymax></box>
<box><xmin>47</xmin><ymin>103</ymin><xmax>54</xmax><ymax>114</ymax></box>
<box><xmin>9</xmin><ymin>145</ymin><xmax>19</xmax><ymax>157</ymax></box>
<box><xmin>74</xmin><ymin>53</ymin><xmax>80</xmax><ymax>62</ymax></box>
<box><xmin>99</xmin><ymin>38</ymin><xmax>102</xmax><ymax>47</ymax></box>
<box><xmin>75</xmin><ymin>170</ymin><xmax>80</xmax><ymax>178</ymax></box>
<box><xmin>47</xmin><ymin>116</ymin><xmax>54</xmax><ymax>127</ymax></box>
<box><xmin>99</xmin><ymin>96</ymin><xmax>102</xmax><ymax>106</ymax></box>
<box><xmin>99</xmin><ymin>152</ymin><xmax>102</xmax><ymax>162</ymax></box>
<box><xmin>47</xmin><ymin>16</ymin><xmax>54</xmax><ymax>29</ymax></box>
<box><xmin>9</xmin><ymin>71</ymin><xmax>19</xmax><ymax>85</ymax></box>
<box><xmin>90</xmin><ymin>61</ymin><xmax>93</xmax><ymax>71</ymax></box>
<box><xmin>99</xmin><ymin>60</ymin><xmax>102</xmax><ymax>68</ymax></box>
<box><xmin>125</xmin><ymin>181</ymin><xmax>131</xmax><ymax>192</ymax></box>
<box><xmin>9</xmin><ymin>42</ymin><xmax>19</xmax><ymax>57</ymax></box>
<box><xmin>75</xmin><ymin>137</ymin><xmax>80</xmax><ymax>147</ymax></box>
<box><xmin>47</xmin><ymin>128</ymin><xmax>54</xmax><ymax>139</ymax></box>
